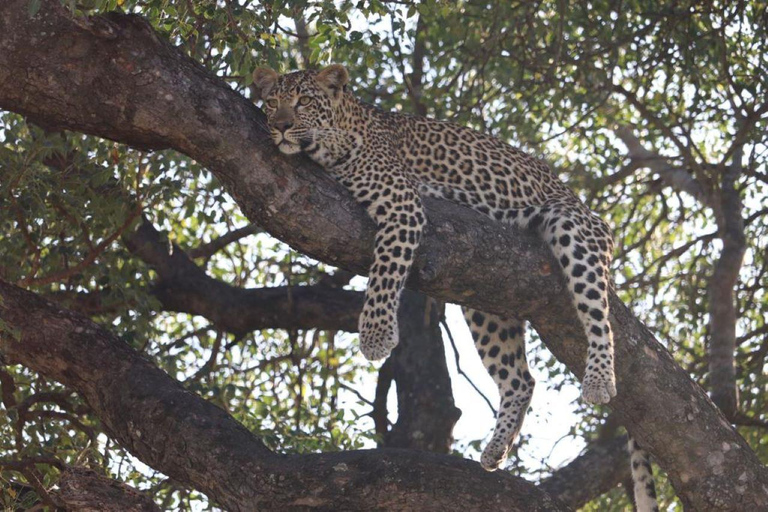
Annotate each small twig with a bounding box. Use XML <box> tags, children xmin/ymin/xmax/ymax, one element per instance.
<box><xmin>732</xmin><ymin>412</ymin><xmax>768</xmax><ymax>430</ymax></box>
<box><xmin>161</xmin><ymin>325</ymin><xmax>211</xmax><ymax>354</ymax></box>
<box><xmin>23</xmin><ymin>410</ymin><xmax>96</xmax><ymax>445</ymax></box>
<box><xmin>17</xmin><ymin>391</ymin><xmax>74</xmax><ymax>413</ymax></box>
<box><xmin>0</xmin><ymin>456</ymin><xmax>66</xmax><ymax>471</ymax></box>
<box><xmin>186</xmin><ymin>330</ymin><xmax>224</xmax><ymax>383</ymax></box>
<box><xmin>19</xmin><ymin>467</ymin><xmax>61</xmax><ymax>510</ymax></box>
<box><xmin>187</xmin><ymin>225</ymin><xmax>259</xmax><ymax>260</ymax></box>
<box><xmin>338</xmin><ymin>382</ymin><xmax>375</xmax><ymax>407</ymax></box>
<box><xmin>440</xmin><ymin>318</ymin><xmax>497</xmax><ymax>416</ymax></box>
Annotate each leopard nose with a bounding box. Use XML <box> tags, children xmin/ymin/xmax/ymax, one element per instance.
<box><xmin>274</xmin><ymin>119</ymin><xmax>294</xmax><ymax>132</ymax></box>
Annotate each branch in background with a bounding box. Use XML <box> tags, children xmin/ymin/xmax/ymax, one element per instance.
<box><xmin>539</xmin><ymin>436</ymin><xmax>631</xmax><ymax>509</ymax></box>
<box><xmin>407</xmin><ymin>15</ymin><xmax>428</xmax><ymax>117</ymax></box>
<box><xmin>291</xmin><ymin>12</ymin><xmax>313</xmax><ymax>68</ymax></box>
<box><xmin>613</xmin><ymin>122</ymin><xmax>748</xmax><ymax>421</ymax></box>
<box><xmin>54</xmin><ymin>467</ymin><xmax>161</xmax><ymax>512</ymax></box>
<box><xmin>612</xmin><ymin>125</ymin><xmax>718</xmax><ymax>217</ymax></box>
<box><xmin>707</xmin><ymin>140</ymin><xmax>746</xmax><ymax>419</ymax></box>
<box><xmin>371</xmin><ymin>357</ymin><xmax>394</xmax><ymax>440</ymax></box>
<box><xmin>0</xmin><ymin>281</ymin><xmax>567</xmax><ymax>511</ymax></box>
<box><xmin>44</xmin><ymin>289</ymin><xmax>136</xmax><ymax>316</ymax></box>
<box><xmin>1</xmin><ymin>3</ymin><xmax>767</xmax><ymax>509</ymax></box>
<box><xmin>124</xmin><ymin>219</ymin><xmax>362</xmax><ymax>334</ymax></box>
<box><xmin>186</xmin><ymin>224</ymin><xmax>260</xmax><ymax>260</ymax></box>
<box><xmin>441</xmin><ymin>317</ymin><xmax>497</xmax><ymax>415</ymax></box>
<box><xmin>611</xmin><ymin>84</ymin><xmax>703</xmax><ymax>170</ymax></box>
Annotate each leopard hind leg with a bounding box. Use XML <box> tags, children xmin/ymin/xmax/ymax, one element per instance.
<box><xmin>506</xmin><ymin>203</ymin><xmax>616</xmax><ymax>404</ymax></box>
<box><xmin>629</xmin><ymin>436</ymin><xmax>659</xmax><ymax>512</ymax></box>
<box><xmin>463</xmin><ymin>308</ymin><xmax>535</xmax><ymax>471</ymax></box>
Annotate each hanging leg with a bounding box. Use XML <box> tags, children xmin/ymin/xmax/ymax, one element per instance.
<box><xmin>509</xmin><ymin>203</ymin><xmax>617</xmax><ymax>404</ymax></box>
<box><xmin>463</xmin><ymin>308</ymin><xmax>535</xmax><ymax>470</ymax></box>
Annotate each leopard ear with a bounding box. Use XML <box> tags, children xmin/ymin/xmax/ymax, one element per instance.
<box><xmin>252</xmin><ymin>67</ymin><xmax>279</xmax><ymax>100</ymax></box>
<box><xmin>316</xmin><ymin>64</ymin><xmax>349</xmax><ymax>99</ymax></box>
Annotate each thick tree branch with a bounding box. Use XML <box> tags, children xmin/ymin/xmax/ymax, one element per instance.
<box><xmin>539</xmin><ymin>436</ymin><xmax>631</xmax><ymax>509</ymax></box>
<box><xmin>0</xmin><ymin>3</ymin><xmax>766</xmax><ymax>509</ymax></box>
<box><xmin>36</xmin><ymin>144</ymin><xmax>357</xmax><ymax>335</ymax></box>
<box><xmin>55</xmin><ymin>467</ymin><xmax>161</xmax><ymax>512</ymax></box>
<box><xmin>123</xmin><ymin>219</ymin><xmax>362</xmax><ymax>334</ymax></box>
<box><xmin>0</xmin><ymin>281</ymin><xmax>566</xmax><ymax>511</ymax></box>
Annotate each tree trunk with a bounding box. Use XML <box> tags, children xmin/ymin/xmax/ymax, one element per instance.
<box><xmin>378</xmin><ymin>291</ymin><xmax>462</xmax><ymax>452</ymax></box>
<box><xmin>708</xmin><ymin>160</ymin><xmax>746</xmax><ymax>419</ymax></box>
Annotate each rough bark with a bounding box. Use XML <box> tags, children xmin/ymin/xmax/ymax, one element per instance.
<box><xmin>0</xmin><ymin>3</ymin><xmax>766</xmax><ymax>509</ymax></box>
<box><xmin>55</xmin><ymin>467</ymin><xmax>161</xmax><ymax>512</ymax></box>
<box><xmin>124</xmin><ymin>219</ymin><xmax>362</xmax><ymax>334</ymax></box>
<box><xmin>375</xmin><ymin>291</ymin><xmax>461</xmax><ymax>453</ymax></box>
<box><xmin>0</xmin><ymin>281</ymin><xmax>567</xmax><ymax>512</ymax></box>
<box><xmin>539</xmin><ymin>436</ymin><xmax>631</xmax><ymax>510</ymax></box>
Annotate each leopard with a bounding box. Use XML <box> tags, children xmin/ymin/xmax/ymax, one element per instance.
<box><xmin>252</xmin><ymin>64</ymin><xmax>658</xmax><ymax>511</ymax></box>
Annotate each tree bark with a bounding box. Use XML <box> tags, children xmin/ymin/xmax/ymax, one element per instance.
<box><xmin>377</xmin><ymin>291</ymin><xmax>462</xmax><ymax>453</ymax></box>
<box><xmin>539</xmin><ymin>436</ymin><xmax>631</xmax><ymax>510</ymax></box>
<box><xmin>123</xmin><ymin>219</ymin><xmax>363</xmax><ymax>334</ymax></box>
<box><xmin>55</xmin><ymin>467</ymin><xmax>161</xmax><ymax>512</ymax></box>
<box><xmin>0</xmin><ymin>281</ymin><xmax>567</xmax><ymax>512</ymax></box>
<box><xmin>0</xmin><ymin>3</ymin><xmax>766</xmax><ymax>509</ymax></box>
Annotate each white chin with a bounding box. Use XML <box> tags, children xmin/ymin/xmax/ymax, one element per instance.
<box><xmin>278</xmin><ymin>143</ymin><xmax>302</xmax><ymax>155</ymax></box>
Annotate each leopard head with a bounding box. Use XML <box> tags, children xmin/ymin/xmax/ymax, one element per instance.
<box><xmin>252</xmin><ymin>64</ymin><xmax>349</xmax><ymax>155</ymax></box>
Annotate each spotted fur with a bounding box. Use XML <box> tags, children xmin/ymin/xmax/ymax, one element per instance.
<box><xmin>253</xmin><ymin>64</ymin><xmax>642</xmax><ymax>491</ymax></box>
<box><xmin>629</xmin><ymin>437</ymin><xmax>659</xmax><ymax>511</ymax></box>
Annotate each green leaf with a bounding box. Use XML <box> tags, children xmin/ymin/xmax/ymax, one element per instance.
<box><xmin>28</xmin><ymin>0</ymin><xmax>41</xmax><ymax>17</ymax></box>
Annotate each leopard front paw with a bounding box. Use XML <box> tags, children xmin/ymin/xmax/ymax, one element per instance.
<box><xmin>359</xmin><ymin>321</ymin><xmax>399</xmax><ymax>361</ymax></box>
<box><xmin>581</xmin><ymin>371</ymin><xmax>617</xmax><ymax>405</ymax></box>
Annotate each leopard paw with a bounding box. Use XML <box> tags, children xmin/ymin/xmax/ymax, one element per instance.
<box><xmin>480</xmin><ymin>442</ymin><xmax>509</xmax><ymax>472</ymax></box>
<box><xmin>359</xmin><ymin>322</ymin><xmax>399</xmax><ymax>361</ymax></box>
<box><xmin>581</xmin><ymin>372</ymin><xmax>617</xmax><ymax>404</ymax></box>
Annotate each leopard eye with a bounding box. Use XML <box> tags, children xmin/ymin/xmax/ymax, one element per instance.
<box><xmin>266</xmin><ymin>99</ymin><xmax>278</xmax><ymax>109</ymax></box>
<box><xmin>298</xmin><ymin>96</ymin><xmax>312</xmax><ymax>106</ymax></box>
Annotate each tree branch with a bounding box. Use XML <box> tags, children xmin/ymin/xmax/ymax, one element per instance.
<box><xmin>123</xmin><ymin>219</ymin><xmax>363</xmax><ymax>334</ymax></box>
<box><xmin>0</xmin><ymin>280</ymin><xmax>566</xmax><ymax>511</ymax></box>
<box><xmin>381</xmin><ymin>292</ymin><xmax>461</xmax><ymax>452</ymax></box>
<box><xmin>612</xmin><ymin>125</ymin><xmax>719</xmax><ymax>216</ymax></box>
<box><xmin>707</xmin><ymin>139</ymin><xmax>747</xmax><ymax>418</ymax></box>
<box><xmin>186</xmin><ymin>224</ymin><xmax>260</xmax><ymax>260</ymax></box>
<box><xmin>55</xmin><ymin>467</ymin><xmax>161</xmax><ymax>512</ymax></box>
<box><xmin>539</xmin><ymin>436</ymin><xmax>631</xmax><ymax>509</ymax></box>
<box><xmin>1</xmin><ymin>3</ymin><xmax>767</xmax><ymax>509</ymax></box>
